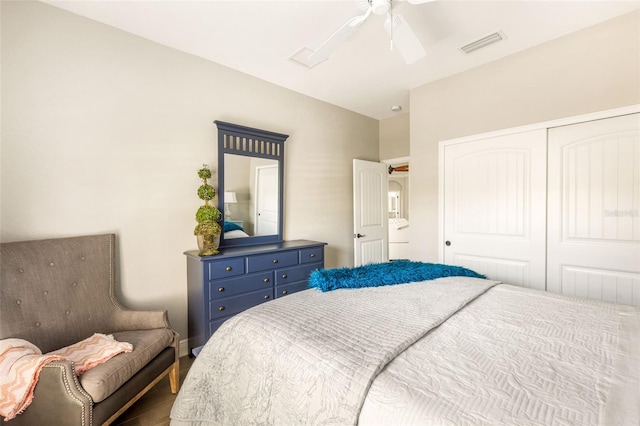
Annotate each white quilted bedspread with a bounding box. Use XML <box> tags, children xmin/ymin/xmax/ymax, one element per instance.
<box><xmin>359</xmin><ymin>284</ymin><xmax>640</xmax><ymax>426</ymax></box>
<box><xmin>171</xmin><ymin>277</ymin><xmax>498</xmax><ymax>426</ymax></box>
<box><xmin>171</xmin><ymin>278</ymin><xmax>640</xmax><ymax>426</ymax></box>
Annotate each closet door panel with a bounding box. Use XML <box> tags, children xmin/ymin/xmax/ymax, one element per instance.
<box><xmin>442</xmin><ymin>129</ymin><xmax>547</xmax><ymax>289</ymax></box>
<box><xmin>547</xmin><ymin>113</ymin><xmax>640</xmax><ymax>305</ymax></box>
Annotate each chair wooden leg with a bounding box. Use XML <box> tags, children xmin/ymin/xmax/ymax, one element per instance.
<box><xmin>169</xmin><ymin>359</ymin><xmax>180</xmax><ymax>394</ymax></box>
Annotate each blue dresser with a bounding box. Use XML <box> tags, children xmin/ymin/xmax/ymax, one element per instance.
<box><xmin>185</xmin><ymin>240</ymin><xmax>326</xmax><ymax>354</ymax></box>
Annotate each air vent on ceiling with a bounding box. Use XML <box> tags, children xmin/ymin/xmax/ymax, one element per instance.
<box><xmin>460</xmin><ymin>31</ymin><xmax>506</xmax><ymax>54</ymax></box>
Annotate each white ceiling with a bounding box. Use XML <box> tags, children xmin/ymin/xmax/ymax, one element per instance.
<box><xmin>44</xmin><ymin>0</ymin><xmax>640</xmax><ymax>120</ymax></box>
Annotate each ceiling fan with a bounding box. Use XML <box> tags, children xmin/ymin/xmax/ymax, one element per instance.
<box><xmin>291</xmin><ymin>0</ymin><xmax>434</xmax><ymax>68</ymax></box>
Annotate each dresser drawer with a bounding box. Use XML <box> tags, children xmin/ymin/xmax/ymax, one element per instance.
<box><xmin>300</xmin><ymin>246</ymin><xmax>324</xmax><ymax>264</ymax></box>
<box><xmin>209</xmin><ymin>272</ymin><xmax>273</xmax><ymax>299</ymax></box>
<box><xmin>276</xmin><ymin>281</ymin><xmax>310</xmax><ymax>298</ymax></box>
<box><xmin>208</xmin><ymin>258</ymin><xmax>245</xmax><ymax>280</ymax></box>
<box><xmin>247</xmin><ymin>250</ymin><xmax>298</xmax><ymax>273</ymax></box>
<box><xmin>275</xmin><ymin>263</ymin><xmax>318</xmax><ymax>285</ymax></box>
<box><xmin>186</xmin><ymin>240</ymin><xmax>326</xmax><ymax>354</ymax></box>
<box><xmin>209</xmin><ymin>288</ymin><xmax>274</xmax><ymax>320</ymax></box>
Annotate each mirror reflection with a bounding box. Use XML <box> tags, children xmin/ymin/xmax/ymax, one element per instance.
<box><xmin>223</xmin><ymin>153</ymin><xmax>279</xmax><ymax>239</ymax></box>
<box><xmin>387</xmin><ymin>161</ymin><xmax>410</xmax><ymax>261</ymax></box>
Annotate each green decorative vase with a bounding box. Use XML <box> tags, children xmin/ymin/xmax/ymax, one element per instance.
<box><xmin>197</xmin><ymin>234</ymin><xmax>220</xmax><ymax>256</ymax></box>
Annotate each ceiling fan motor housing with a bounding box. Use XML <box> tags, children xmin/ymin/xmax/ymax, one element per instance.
<box><xmin>371</xmin><ymin>0</ymin><xmax>391</xmax><ymax>15</ymax></box>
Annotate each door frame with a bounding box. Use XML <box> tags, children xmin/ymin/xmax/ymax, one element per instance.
<box><xmin>382</xmin><ymin>156</ymin><xmax>410</xmax><ymax>259</ymax></box>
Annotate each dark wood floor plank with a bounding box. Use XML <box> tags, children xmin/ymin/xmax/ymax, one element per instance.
<box><xmin>113</xmin><ymin>356</ymin><xmax>194</xmax><ymax>426</ymax></box>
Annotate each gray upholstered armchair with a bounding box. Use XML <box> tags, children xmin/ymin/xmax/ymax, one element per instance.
<box><xmin>0</xmin><ymin>234</ymin><xmax>179</xmax><ymax>425</ymax></box>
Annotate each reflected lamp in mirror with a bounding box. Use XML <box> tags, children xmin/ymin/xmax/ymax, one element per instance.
<box><xmin>224</xmin><ymin>191</ymin><xmax>237</xmax><ymax>219</ymax></box>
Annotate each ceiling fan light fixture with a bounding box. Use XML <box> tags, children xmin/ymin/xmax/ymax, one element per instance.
<box><xmin>371</xmin><ymin>0</ymin><xmax>391</xmax><ymax>15</ymax></box>
<box><xmin>298</xmin><ymin>0</ymin><xmax>425</xmax><ymax>67</ymax></box>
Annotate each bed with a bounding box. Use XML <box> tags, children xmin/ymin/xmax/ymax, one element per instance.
<box><xmin>170</xmin><ymin>262</ymin><xmax>640</xmax><ymax>426</ymax></box>
<box><xmin>223</xmin><ymin>221</ymin><xmax>249</xmax><ymax>239</ymax></box>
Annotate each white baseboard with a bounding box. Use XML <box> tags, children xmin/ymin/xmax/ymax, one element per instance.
<box><xmin>179</xmin><ymin>338</ymin><xmax>189</xmax><ymax>358</ymax></box>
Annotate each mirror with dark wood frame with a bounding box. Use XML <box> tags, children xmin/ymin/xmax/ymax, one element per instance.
<box><xmin>215</xmin><ymin>121</ymin><xmax>288</xmax><ymax>248</ymax></box>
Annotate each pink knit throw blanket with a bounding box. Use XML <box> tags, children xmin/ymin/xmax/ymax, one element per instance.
<box><xmin>0</xmin><ymin>339</ymin><xmax>63</xmax><ymax>421</ymax></box>
<box><xmin>1</xmin><ymin>334</ymin><xmax>134</xmax><ymax>420</ymax></box>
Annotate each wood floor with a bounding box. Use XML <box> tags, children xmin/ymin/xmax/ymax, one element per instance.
<box><xmin>113</xmin><ymin>355</ymin><xmax>195</xmax><ymax>426</ymax></box>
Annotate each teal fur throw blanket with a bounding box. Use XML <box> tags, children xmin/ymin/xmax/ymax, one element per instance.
<box><xmin>308</xmin><ymin>260</ymin><xmax>485</xmax><ymax>292</ymax></box>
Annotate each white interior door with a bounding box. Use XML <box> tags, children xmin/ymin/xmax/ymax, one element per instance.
<box><xmin>547</xmin><ymin>113</ymin><xmax>640</xmax><ymax>305</ymax></box>
<box><xmin>442</xmin><ymin>129</ymin><xmax>547</xmax><ymax>289</ymax></box>
<box><xmin>353</xmin><ymin>159</ymin><xmax>388</xmax><ymax>266</ymax></box>
<box><xmin>255</xmin><ymin>165</ymin><xmax>278</xmax><ymax>236</ymax></box>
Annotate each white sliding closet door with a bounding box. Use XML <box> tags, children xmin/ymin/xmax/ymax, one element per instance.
<box><xmin>547</xmin><ymin>113</ymin><xmax>640</xmax><ymax>305</ymax></box>
<box><xmin>442</xmin><ymin>129</ymin><xmax>547</xmax><ymax>289</ymax></box>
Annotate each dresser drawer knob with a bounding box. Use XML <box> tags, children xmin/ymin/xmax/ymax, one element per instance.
<box><xmin>263</xmin><ymin>278</ymin><xmax>270</xmax><ymax>283</ymax></box>
<box><xmin>218</xmin><ymin>306</ymin><xmax>225</xmax><ymax>311</ymax></box>
<box><xmin>225</xmin><ymin>266</ymin><xmax>232</xmax><ymax>271</ymax></box>
<box><xmin>282</xmin><ymin>290</ymin><xmax>288</xmax><ymax>295</ymax></box>
<box><xmin>218</xmin><ymin>287</ymin><xmax>225</xmax><ymax>292</ymax></box>
<box><xmin>309</xmin><ymin>253</ymin><xmax>316</xmax><ymax>258</ymax></box>
<box><xmin>281</xmin><ymin>274</ymin><xmax>287</xmax><ymax>279</ymax></box>
<box><xmin>264</xmin><ymin>295</ymin><xmax>270</xmax><ymax>300</ymax></box>
<box><xmin>272</xmin><ymin>259</ymin><xmax>279</xmax><ymax>264</ymax></box>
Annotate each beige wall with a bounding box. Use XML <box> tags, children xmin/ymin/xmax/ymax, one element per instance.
<box><xmin>379</xmin><ymin>112</ymin><xmax>410</xmax><ymax>160</ymax></box>
<box><xmin>409</xmin><ymin>10</ymin><xmax>640</xmax><ymax>262</ymax></box>
<box><xmin>1</xmin><ymin>1</ymin><xmax>379</xmax><ymax>344</ymax></box>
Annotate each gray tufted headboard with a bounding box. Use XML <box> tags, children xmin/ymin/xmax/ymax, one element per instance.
<box><xmin>1</xmin><ymin>234</ymin><xmax>127</xmax><ymax>353</ymax></box>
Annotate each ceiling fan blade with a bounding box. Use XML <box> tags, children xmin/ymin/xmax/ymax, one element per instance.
<box><xmin>307</xmin><ymin>8</ymin><xmax>372</xmax><ymax>64</ymax></box>
<box><xmin>384</xmin><ymin>14</ymin><xmax>427</xmax><ymax>64</ymax></box>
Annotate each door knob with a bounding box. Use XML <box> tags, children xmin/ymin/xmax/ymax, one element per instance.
<box><xmin>355</xmin><ymin>233</ymin><xmax>366</xmax><ymax>239</ymax></box>
<box><xmin>445</xmin><ymin>241</ymin><xmax>451</xmax><ymax>246</ymax></box>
